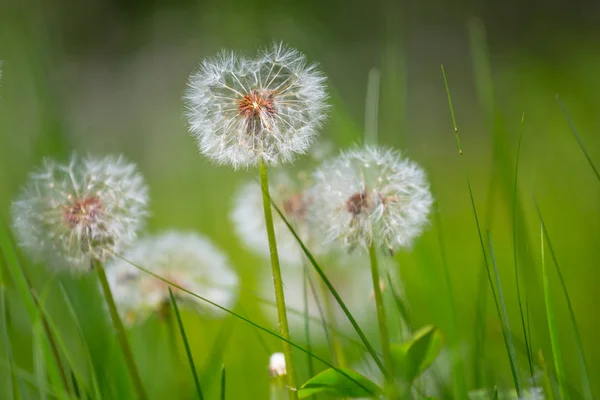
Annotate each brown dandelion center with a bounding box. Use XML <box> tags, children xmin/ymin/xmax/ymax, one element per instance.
<box><xmin>283</xmin><ymin>193</ymin><xmax>307</xmax><ymax>220</ymax></box>
<box><xmin>63</xmin><ymin>195</ymin><xmax>103</xmax><ymax>228</ymax></box>
<box><xmin>345</xmin><ymin>191</ymin><xmax>397</xmax><ymax>216</ymax></box>
<box><xmin>238</xmin><ymin>90</ymin><xmax>276</xmax><ymax>119</ymax></box>
<box><xmin>345</xmin><ymin>191</ymin><xmax>369</xmax><ymax>216</ymax></box>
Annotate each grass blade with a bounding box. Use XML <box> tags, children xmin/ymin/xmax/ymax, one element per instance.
<box><xmin>511</xmin><ymin>114</ymin><xmax>534</xmax><ymax>379</ymax></box>
<box><xmin>535</xmin><ymin>200</ymin><xmax>593</xmax><ymax>400</ymax></box>
<box><xmin>556</xmin><ymin>95</ymin><xmax>600</xmax><ymax>182</ymax></box>
<box><xmin>220</xmin><ymin>365</ymin><xmax>225</xmax><ymax>400</ymax></box>
<box><xmin>168</xmin><ymin>288</ymin><xmax>203</xmax><ymax>400</ymax></box>
<box><xmin>539</xmin><ymin>225</ymin><xmax>566</xmax><ymax>399</ymax></box>
<box><xmin>442</xmin><ymin>65</ymin><xmax>521</xmax><ymax>394</ymax></box>
<box><xmin>1</xmin><ymin>284</ymin><xmax>20</xmax><ymax>400</ymax></box>
<box><xmin>107</xmin><ymin>249</ymin><xmax>377</xmax><ymax>397</ymax></box>
<box><xmin>269</xmin><ymin>201</ymin><xmax>388</xmax><ymax>379</ymax></box>
<box><xmin>487</xmin><ymin>232</ymin><xmax>521</xmax><ymax>392</ymax></box>
<box><xmin>32</xmin><ymin>317</ymin><xmax>49</xmax><ymax>400</ymax></box>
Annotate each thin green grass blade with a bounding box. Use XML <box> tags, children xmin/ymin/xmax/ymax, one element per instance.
<box><xmin>556</xmin><ymin>95</ymin><xmax>600</xmax><ymax>182</ymax></box>
<box><xmin>535</xmin><ymin>200</ymin><xmax>592</xmax><ymax>400</ymax></box>
<box><xmin>442</xmin><ymin>65</ymin><xmax>521</xmax><ymax>394</ymax></box>
<box><xmin>31</xmin><ymin>290</ymin><xmax>96</xmax><ymax>399</ymax></box>
<box><xmin>168</xmin><ymin>288</ymin><xmax>203</xmax><ymax>400</ymax></box>
<box><xmin>386</xmin><ymin>272</ymin><xmax>412</xmax><ymax>336</ymax></box>
<box><xmin>537</xmin><ymin>350</ymin><xmax>556</xmax><ymax>400</ymax></box>
<box><xmin>269</xmin><ymin>201</ymin><xmax>388</xmax><ymax>379</ymax></box>
<box><xmin>473</xmin><ymin>265</ymin><xmax>489</xmax><ymax>388</ymax></box>
<box><xmin>304</xmin><ymin>267</ymin><xmax>335</xmax><ymax>357</ymax></box>
<box><xmin>107</xmin><ymin>250</ymin><xmax>377</xmax><ymax>397</ymax></box>
<box><xmin>0</xmin><ymin>359</ymin><xmax>73</xmax><ymax>400</ymax></box>
<box><xmin>511</xmin><ymin>114</ymin><xmax>534</xmax><ymax>380</ymax></box>
<box><xmin>0</xmin><ymin>217</ymin><xmax>38</xmax><ymax>318</ymax></box>
<box><xmin>238</xmin><ymin>305</ymin><xmax>270</xmax><ymax>355</ymax></box>
<box><xmin>1</xmin><ymin>284</ymin><xmax>20</xmax><ymax>400</ymax></box>
<box><xmin>539</xmin><ymin>225</ymin><xmax>567</xmax><ymax>399</ymax></box>
<box><xmin>220</xmin><ymin>365</ymin><xmax>225</xmax><ymax>400</ymax></box>
<box><xmin>487</xmin><ymin>232</ymin><xmax>521</xmax><ymax>392</ymax></box>
<box><xmin>33</xmin><ymin>320</ymin><xmax>50</xmax><ymax>400</ymax></box>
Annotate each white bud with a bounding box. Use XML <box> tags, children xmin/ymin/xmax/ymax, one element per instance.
<box><xmin>269</xmin><ymin>352</ymin><xmax>287</xmax><ymax>377</ymax></box>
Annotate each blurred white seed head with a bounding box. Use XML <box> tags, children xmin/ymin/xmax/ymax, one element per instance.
<box><xmin>12</xmin><ymin>154</ymin><xmax>148</xmax><ymax>273</ymax></box>
<box><xmin>269</xmin><ymin>352</ymin><xmax>287</xmax><ymax>377</ymax></box>
<box><xmin>231</xmin><ymin>171</ymin><xmax>322</xmax><ymax>267</ymax></box>
<box><xmin>106</xmin><ymin>231</ymin><xmax>238</xmax><ymax>324</ymax></box>
<box><xmin>311</xmin><ymin>146</ymin><xmax>433</xmax><ymax>254</ymax></box>
<box><xmin>185</xmin><ymin>42</ymin><xmax>328</xmax><ymax>169</ymax></box>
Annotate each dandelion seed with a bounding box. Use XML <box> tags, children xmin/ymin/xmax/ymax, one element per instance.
<box><xmin>269</xmin><ymin>352</ymin><xmax>287</xmax><ymax>377</ymax></box>
<box><xmin>184</xmin><ymin>42</ymin><xmax>328</xmax><ymax>168</ymax></box>
<box><xmin>106</xmin><ymin>231</ymin><xmax>238</xmax><ymax>324</ymax></box>
<box><xmin>231</xmin><ymin>171</ymin><xmax>321</xmax><ymax>267</ymax></box>
<box><xmin>12</xmin><ymin>154</ymin><xmax>148</xmax><ymax>273</ymax></box>
<box><xmin>311</xmin><ymin>146</ymin><xmax>433</xmax><ymax>254</ymax></box>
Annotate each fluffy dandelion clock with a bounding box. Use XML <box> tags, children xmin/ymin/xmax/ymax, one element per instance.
<box><xmin>106</xmin><ymin>231</ymin><xmax>238</xmax><ymax>324</ymax></box>
<box><xmin>12</xmin><ymin>154</ymin><xmax>148</xmax><ymax>273</ymax></box>
<box><xmin>311</xmin><ymin>146</ymin><xmax>433</xmax><ymax>254</ymax></box>
<box><xmin>185</xmin><ymin>42</ymin><xmax>328</xmax><ymax>168</ymax></box>
<box><xmin>231</xmin><ymin>172</ymin><xmax>321</xmax><ymax>266</ymax></box>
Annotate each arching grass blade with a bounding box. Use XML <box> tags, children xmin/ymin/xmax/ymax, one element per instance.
<box><xmin>168</xmin><ymin>288</ymin><xmax>203</xmax><ymax>400</ymax></box>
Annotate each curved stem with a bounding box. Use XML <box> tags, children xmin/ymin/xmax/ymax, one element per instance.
<box><xmin>94</xmin><ymin>259</ymin><xmax>147</xmax><ymax>400</ymax></box>
<box><xmin>259</xmin><ymin>159</ymin><xmax>298</xmax><ymax>399</ymax></box>
<box><xmin>368</xmin><ymin>243</ymin><xmax>394</xmax><ymax>393</ymax></box>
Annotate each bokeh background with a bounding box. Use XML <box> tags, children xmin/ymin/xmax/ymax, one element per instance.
<box><xmin>1</xmin><ymin>0</ymin><xmax>599</xmax><ymax>398</ymax></box>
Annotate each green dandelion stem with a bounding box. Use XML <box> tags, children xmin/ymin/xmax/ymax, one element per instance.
<box><xmin>94</xmin><ymin>259</ymin><xmax>147</xmax><ymax>400</ymax></box>
<box><xmin>259</xmin><ymin>159</ymin><xmax>298</xmax><ymax>399</ymax></box>
<box><xmin>368</xmin><ymin>243</ymin><xmax>394</xmax><ymax>391</ymax></box>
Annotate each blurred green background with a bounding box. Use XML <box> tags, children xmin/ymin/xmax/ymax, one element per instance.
<box><xmin>1</xmin><ymin>0</ymin><xmax>599</xmax><ymax>398</ymax></box>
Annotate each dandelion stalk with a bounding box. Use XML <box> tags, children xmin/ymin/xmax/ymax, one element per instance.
<box><xmin>94</xmin><ymin>259</ymin><xmax>147</xmax><ymax>400</ymax></box>
<box><xmin>368</xmin><ymin>243</ymin><xmax>394</xmax><ymax>392</ymax></box>
<box><xmin>260</xmin><ymin>159</ymin><xmax>298</xmax><ymax>398</ymax></box>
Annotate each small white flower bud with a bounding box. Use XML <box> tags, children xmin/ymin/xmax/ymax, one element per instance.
<box><xmin>269</xmin><ymin>352</ymin><xmax>287</xmax><ymax>377</ymax></box>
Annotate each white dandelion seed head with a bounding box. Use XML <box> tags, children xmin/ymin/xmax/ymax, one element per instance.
<box><xmin>230</xmin><ymin>171</ymin><xmax>323</xmax><ymax>267</ymax></box>
<box><xmin>269</xmin><ymin>352</ymin><xmax>287</xmax><ymax>377</ymax></box>
<box><xmin>106</xmin><ymin>231</ymin><xmax>239</xmax><ymax>324</ymax></box>
<box><xmin>311</xmin><ymin>146</ymin><xmax>433</xmax><ymax>254</ymax></box>
<box><xmin>11</xmin><ymin>154</ymin><xmax>148</xmax><ymax>273</ymax></box>
<box><xmin>185</xmin><ymin>42</ymin><xmax>328</xmax><ymax>169</ymax></box>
